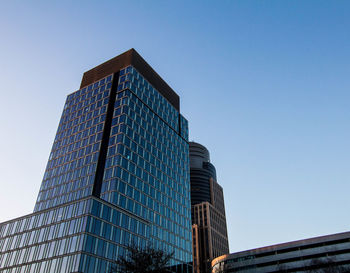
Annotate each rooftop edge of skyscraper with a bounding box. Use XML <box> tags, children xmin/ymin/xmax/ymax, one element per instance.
<box><xmin>80</xmin><ymin>48</ymin><xmax>180</xmax><ymax>111</ymax></box>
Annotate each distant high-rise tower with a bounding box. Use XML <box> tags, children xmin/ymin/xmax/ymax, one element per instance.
<box><xmin>0</xmin><ymin>49</ymin><xmax>192</xmax><ymax>273</ymax></box>
<box><xmin>189</xmin><ymin>142</ymin><xmax>229</xmax><ymax>273</ymax></box>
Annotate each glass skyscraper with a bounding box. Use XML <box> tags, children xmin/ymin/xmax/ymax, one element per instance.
<box><xmin>0</xmin><ymin>49</ymin><xmax>192</xmax><ymax>273</ymax></box>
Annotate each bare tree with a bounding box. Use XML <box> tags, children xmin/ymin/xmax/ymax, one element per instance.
<box><xmin>109</xmin><ymin>243</ymin><xmax>174</xmax><ymax>273</ymax></box>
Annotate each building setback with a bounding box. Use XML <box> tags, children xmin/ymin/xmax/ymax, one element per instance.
<box><xmin>0</xmin><ymin>49</ymin><xmax>192</xmax><ymax>273</ymax></box>
<box><xmin>211</xmin><ymin>231</ymin><xmax>350</xmax><ymax>273</ymax></box>
<box><xmin>190</xmin><ymin>142</ymin><xmax>229</xmax><ymax>273</ymax></box>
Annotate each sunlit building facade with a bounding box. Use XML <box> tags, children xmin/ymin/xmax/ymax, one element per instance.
<box><xmin>0</xmin><ymin>49</ymin><xmax>192</xmax><ymax>273</ymax></box>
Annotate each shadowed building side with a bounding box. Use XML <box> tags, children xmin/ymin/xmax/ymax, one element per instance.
<box><xmin>190</xmin><ymin>142</ymin><xmax>229</xmax><ymax>273</ymax></box>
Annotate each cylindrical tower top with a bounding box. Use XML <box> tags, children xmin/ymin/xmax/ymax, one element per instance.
<box><xmin>189</xmin><ymin>141</ymin><xmax>210</xmax><ymax>168</ymax></box>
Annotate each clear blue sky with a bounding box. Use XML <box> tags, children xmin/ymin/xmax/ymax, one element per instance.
<box><xmin>1</xmin><ymin>0</ymin><xmax>350</xmax><ymax>252</ymax></box>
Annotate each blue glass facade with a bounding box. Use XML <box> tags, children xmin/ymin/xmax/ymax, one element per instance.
<box><xmin>0</xmin><ymin>198</ymin><xmax>88</xmax><ymax>273</ymax></box>
<box><xmin>0</xmin><ymin>197</ymin><xmax>151</xmax><ymax>273</ymax></box>
<box><xmin>0</xmin><ymin>50</ymin><xmax>192</xmax><ymax>273</ymax></box>
<box><xmin>35</xmin><ymin>75</ymin><xmax>114</xmax><ymax>212</ymax></box>
<box><xmin>100</xmin><ymin>66</ymin><xmax>192</xmax><ymax>266</ymax></box>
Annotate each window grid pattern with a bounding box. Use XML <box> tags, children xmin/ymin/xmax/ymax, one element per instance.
<box><xmin>0</xmin><ymin>197</ymin><xmax>152</xmax><ymax>273</ymax></box>
<box><xmin>34</xmin><ymin>75</ymin><xmax>113</xmax><ymax>212</ymax></box>
<box><xmin>0</xmin><ymin>199</ymin><xmax>89</xmax><ymax>273</ymax></box>
<box><xmin>79</xmin><ymin>199</ymin><xmax>150</xmax><ymax>273</ymax></box>
<box><xmin>180</xmin><ymin>114</ymin><xmax>189</xmax><ymax>141</ymax></box>
<box><xmin>117</xmin><ymin>66</ymin><xmax>179</xmax><ymax>132</ymax></box>
<box><xmin>100</xmin><ymin>66</ymin><xmax>192</xmax><ymax>266</ymax></box>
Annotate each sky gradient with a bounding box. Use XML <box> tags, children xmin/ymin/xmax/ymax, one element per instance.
<box><xmin>1</xmin><ymin>0</ymin><xmax>350</xmax><ymax>252</ymax></box>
